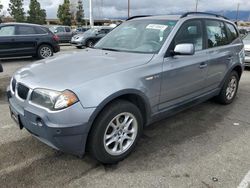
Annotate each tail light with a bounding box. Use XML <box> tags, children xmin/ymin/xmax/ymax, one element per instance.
<box><xmin>53</xmin><ymin>35</ymin><xmax>59</xmax><ymax>42</ymax></box>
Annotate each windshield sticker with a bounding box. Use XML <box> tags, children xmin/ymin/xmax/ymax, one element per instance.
<box><xmin>146</xmin><ymin>24</ymin><xmax>168</xmax><ymax>30</ymax></box>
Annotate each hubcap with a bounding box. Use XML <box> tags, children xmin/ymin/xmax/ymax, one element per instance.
<box><xmin>104</xmin><ymin>112</ymin><xmax>138</xmax><ymax>156</ymax></box>
<box><xmin>40</xmin><ymin>47</ymin><xmax>52</xmax><ymax>58</ymax></box>
<box><xmin>226</xmin><ymin>76</ymin><xmax>237</xmax><ymax>100</ymax></box>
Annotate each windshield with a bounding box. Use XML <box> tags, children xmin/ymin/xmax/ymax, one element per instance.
<box><xmin>95</xmin><ymin>19</ymin><xmax>177</xmax><ymax>53</ymax></box>
<box><xmin>84</xmin><ymin>28</ymin><xmax>99</xmax><ymax>35</ymax></box>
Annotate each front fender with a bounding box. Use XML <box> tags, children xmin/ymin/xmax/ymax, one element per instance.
<box><xmin>87</xmin><ymin>89</ymin><xmax>152</xmax><ymax>126</ymax></box>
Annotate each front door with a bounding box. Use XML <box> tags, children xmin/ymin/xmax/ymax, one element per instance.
<box><xmin>159</xmin><ymin>19</ymin><xmax>208</xmax><ymax>110</ymax></box>
<box><xmin>0</xmin><ymin>25</ymin><xmax>17</xmax><ymax>57</ymax></box>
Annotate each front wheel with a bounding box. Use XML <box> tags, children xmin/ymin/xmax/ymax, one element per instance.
<box><xmin>86</xmin><ymin>40</ymin><xmax>95</xmax><ymax>48</ymax></box>
<box><xmin>88</xmin><ymin>100</ymin><xmax>143</xmax><ymax>164</ymax></box>
<box><xmin>216</xmin><ymin>71</ymin><xmax>239</xmax><ymax>104</ymax></box>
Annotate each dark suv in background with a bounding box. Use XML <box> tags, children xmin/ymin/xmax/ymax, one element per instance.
<box><xmin>0</xmin><ymin>23</ymin><xmax>60</xmax><ymax>59</ymax></box>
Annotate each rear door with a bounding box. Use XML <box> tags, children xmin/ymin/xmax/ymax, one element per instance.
<box><xmin>203</xmin><ymin>20</ymin><xmax>235</xmax><ymax>91</ymax></box>
<box><xmin>15</xmin><ymin>25</ymin><xmax>38</xmax><ymax>55</ymax></box>
<box><xmin>0</xmin><ymin>25</ymin><xmax>17</xmax><ymax>57</ymax></box>
<box><xmin>159</xmin><ymin>19</ymin><xmax>208</xmax><ymax>110</ymax></box>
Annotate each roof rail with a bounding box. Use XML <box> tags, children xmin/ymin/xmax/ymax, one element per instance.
<box><xmin>126</xmin><ymin>15</ymin><xmax>151</xmax><ymax>21</ymax></box>
<box><xmin>181</xmin><ymin>12</ymin><xmax>228</xmax><ymax>20</ymax></box>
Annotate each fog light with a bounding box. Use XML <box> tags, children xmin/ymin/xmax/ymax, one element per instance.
<box><xmin>36</xmin><ymin>118</ymin><xmax>43</xmax><ymax>127</ymax></box>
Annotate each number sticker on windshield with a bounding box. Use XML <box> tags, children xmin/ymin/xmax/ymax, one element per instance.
<box><xmin>146</xmin><ymin>24</ymin><xmax>168</xmax><ymax>30</ymax></box>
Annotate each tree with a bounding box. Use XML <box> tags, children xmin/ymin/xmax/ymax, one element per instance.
<box><xmin>76</xmin><ymin>0</ymin><xmax>84</xmax><ymax>25</ymax></box>
<box><xmin>27</xmin><ymin>0</ymin><xmax>47</xmax><ymax>25</ymax></box>
<box><xmin>8</xmin><ymin>0</ymin><xmax>25</xmax><ymax>22</ymax></box>
<box><xmin>57</xmin><ymin>0</ymin><xmax>71</xmax><ymax>26</ymax></box>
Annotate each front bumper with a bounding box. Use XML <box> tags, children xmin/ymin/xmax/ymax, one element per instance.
<box><xmin>7</xmin><ymin>88</ymin><xmax>95</xmax><ymax>157</ymax></box>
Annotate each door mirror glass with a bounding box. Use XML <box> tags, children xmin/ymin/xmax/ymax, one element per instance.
<box><xmin>173</xmin><ymin>43</ymin><xmax>195</xmax><ymax>55</ymax></box>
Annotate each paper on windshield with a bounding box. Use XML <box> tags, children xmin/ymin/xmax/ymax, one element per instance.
<box><xmin>146</xmin><ymin>24</ymin><xmax>168</xmax><ymax>30</ymax></box>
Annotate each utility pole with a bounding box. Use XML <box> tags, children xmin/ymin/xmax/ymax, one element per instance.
<box><xmin>128</xmin><ymin>0</ymin><xmax>130</xmax><ymax>18</ymax></box>
<box><xmin>236</xmin><ymin>3</ymin><xmax>240</xmax><ymax>22</ymax></box>
<box><xmin>195</xmin><ymin>0</ymin><xmax>199</xmax><ymax>12</ymax></box>
<box><xmin>89</xmin><ymin>0</ymin><xmax>94</xmax><ymax>27</ymax></box>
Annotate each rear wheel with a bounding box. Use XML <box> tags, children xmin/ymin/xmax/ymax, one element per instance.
<box><xmin>76</xmin><ymin>46</ymin><xmax>83</xmax><ymax>49</ymax></box>
<box><xmin>216</xmin><ymin>71</ymin><xmax>239</xmax><ymax>104</ymax></box>
<box><xmin>37</xmin><ymin>44</ymin><xmax>53</xmax><ymax>59</ymax></box>
<box><xmin>88</xmin><ymin>100</ymin><xmax>143</xmax><ymax>164</ymax></box>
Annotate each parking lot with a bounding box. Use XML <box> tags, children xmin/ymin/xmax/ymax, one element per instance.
<box><xmin>0</xmin><ymin>46</ymin><xmax>250</xmax><ymax>188</ymax></box>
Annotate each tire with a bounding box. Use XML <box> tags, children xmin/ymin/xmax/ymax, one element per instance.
<box><xmin>216</xmin><ymin>71</ymin><xmax>239</xmax><ymax>105</ymax></box>
<box><xmin>86</xmin><ymin>40</ymin><xmax>95</xmax><ymax>48</ymax></box>
<box><xmin>37</xmin><ymin>44</ymin><xmax>53</xmax><ymax>59</ymax></box>
<box><xmin>88</xmin><ymin>100</ymin><xmax>143</xmax><ymax>164</ymax></box>
<box><xmin>76</xmin><ymin>46</ymin><xmax>83</xmax><ymax>49</ymax></box>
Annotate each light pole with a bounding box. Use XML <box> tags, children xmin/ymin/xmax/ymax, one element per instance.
<box><xmin>128</xmin><ymin>0</ymin><xmax>130</xmax><ymax>18</ymax></box>
<box><xmin>236</xmin><ymin>3</ymin><xmax>240</xmax><ymax>22</ymax></box>
<box><xmin>195</xmin><ymin>0</ymin><xmax>199</xmax><ymax>12</ymax></box>
<box><xmin>89</xmin><ymin>0</ymin><xmax>94</xmax><ymax>27</ymax></box>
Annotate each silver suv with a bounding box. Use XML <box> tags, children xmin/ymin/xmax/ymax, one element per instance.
<box><xmin>7</xmin><ymin>12</ymin><xmax>245</xmax><ymax>164</ymax></box>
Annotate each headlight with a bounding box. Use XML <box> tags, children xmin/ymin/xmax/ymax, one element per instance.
<box><xmin>30</xmin><ymin>89</ymin><xmax>79</xmax><ymax>110</ymax></box>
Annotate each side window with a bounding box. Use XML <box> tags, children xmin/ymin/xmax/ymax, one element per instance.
<box><xmin>65</xmin><ymin>27</ymin><xmax>71</xmax><ymax>32</ymax></box>
<box><xmin>225</xmin><ymin>23</ymin><xmax>238</xmax><ymax>43</ymax></box>
<box><xmin>0</xmin><ymin>26</ymin><xmax>15</xmax><ymax>36</ymax></box>
<box><xmin>56</xmin><ymin>27</ymin><xmax>65</xmax><ymax>33</ymax></box>
<box><xmin>17</xmin><ymin>26</ymin><xmax>37</xmax><ymax>35</ymax></box>
<box><xmin>205</xmin><ymin>20</ymin><xmax>228</xmax><ymax>48</ymax></box>
<box><xmin>174</xmin><ymin>20</ymin><xmax>203</xmax><ymax>51</ymax></box>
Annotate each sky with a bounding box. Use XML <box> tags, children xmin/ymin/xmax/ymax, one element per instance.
<box><xmin>0</xmin><ymin>0</ymin><xmax>250</xmax><ymax>19</ymax></box>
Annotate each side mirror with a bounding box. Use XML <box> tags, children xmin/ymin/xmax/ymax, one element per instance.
<box><xmin>54</xmin><ymin>29</ymin><xmax>58</xmax><ymax>33</ymax></box>
<box><xmin>173</xmin><ymin>43</ymin><xmax>195</xmax><ymax>56</ymax></box>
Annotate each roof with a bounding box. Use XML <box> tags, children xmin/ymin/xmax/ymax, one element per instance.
<box><xmin>0</xmin><ymin>22</ymin><xmax>43</xmax><ymax>27</ymax></box>
<box><xmin>128</xmin><ymin>12</ymin><xmax>229</xmax><ymax>22</ymax></box>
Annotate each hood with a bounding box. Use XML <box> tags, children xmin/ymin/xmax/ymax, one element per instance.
<box><xmin>14</xmin><ymin>48</ymin><xmax>154</xmax><ymax>90</ymax></box>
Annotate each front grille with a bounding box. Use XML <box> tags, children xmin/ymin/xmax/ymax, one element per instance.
<box><xmin>12</xmin><ymin>78</ymin><xmax>16</xmax><ymax>93</ymax></box>
<box><xmin>17</xmin><ymin>83</ymin><xmax>29</xmax><ymax>100</ymax></box>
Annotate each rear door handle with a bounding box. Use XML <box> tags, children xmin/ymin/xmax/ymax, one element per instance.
<box><xmin>199</xmin><ymin>62</ymin><xmax>207</xmax><ymax>69</ymax></box>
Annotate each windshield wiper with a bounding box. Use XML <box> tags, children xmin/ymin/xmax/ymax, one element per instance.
<box><xmin>99</xmin><ymin>48</ymin><xmax>120</xmax><ymax>52</ymax></box>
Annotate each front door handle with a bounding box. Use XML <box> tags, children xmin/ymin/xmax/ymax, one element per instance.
<box><xmin>227</xmin><ymin>56</ymin><xmax>233</xmax><ymax>61</ymax></box>
<box><xmin>199</xmin><ymin>62</ymin><xmax>207</xmax><ymax>69</ymax></box>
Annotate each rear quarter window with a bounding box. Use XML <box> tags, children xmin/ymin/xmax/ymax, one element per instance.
<box><xmin>35</xmin><ymin>26</ymin><xmax>48</xmax><ymax>34</ymax></box>
<box><xmin>225</xmin><ymin>22</ymin><xmax>238</xmax><ymax>43</ymax></box>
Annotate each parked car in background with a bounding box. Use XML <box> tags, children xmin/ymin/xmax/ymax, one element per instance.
<box><xmin>0</xmin><ymin>23</ymin><xmax>60</xmax><ymax>59</ymax></box>
<box><xmin>7</xmin><ymin>12</ymin><xmax>244</xmax><ymax>164</ymax></box>
<box><xmin>71</xmin><ymin>26</ymin><xmax>112</xmax><ymax>48</ymax></box>
<box><xmin>243</xmin><ymin>32</ymin><xmax>250</xmax><ymax>66</ymax></box>
<box><xmin>0</xmin><ymin>64</ymin><xmax>3</xmax><ymax>73</ymax></box>
<box><xmin>239</xmin><ymin>28</ymin><xmax>248</xmax><ymax>37</ymax></box>
<box><xmin>47</xmin><ymin>25</ymin><xmax>73</xmax><ymax>43</ymax></box>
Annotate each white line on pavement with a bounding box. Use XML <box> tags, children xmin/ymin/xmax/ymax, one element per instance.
<box><xmin>238</xmin><ymin>170</ymin><xmax>250</xmax><ymax>188</ymax></box>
